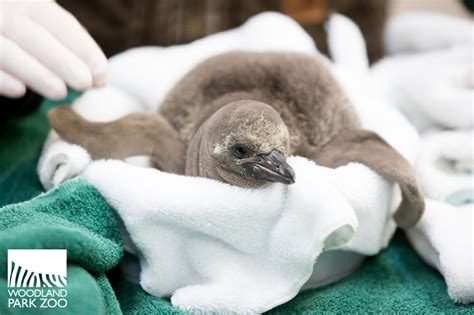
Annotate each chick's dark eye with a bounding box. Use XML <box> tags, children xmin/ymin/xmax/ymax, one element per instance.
<box><xmin>232</xmin><ymin>144</ymin><xmax>250</xmax><ymax>159</ymax></box>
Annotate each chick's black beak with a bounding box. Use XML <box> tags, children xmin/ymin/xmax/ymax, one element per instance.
<box><xmin>245</xmin><ymin>149</ymin><xmax>295</xmax><ymax>185</ymax></box>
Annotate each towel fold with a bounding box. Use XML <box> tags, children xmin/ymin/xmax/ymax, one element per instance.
<box><xmin>81</xmin><ymin>157</ymin><xmax>358</xmax><ymax>313</ymax></box>
<box><xmin>406</xmin><ymin>199</ymin><xmax>474</xmax><ymax>304</ymax></box>
<box><xmin>371</xmin><ymin>13</ymin><xmax>473</xmax><ymax>131</ymax></box>
<box><xmin>415</xmin><ymin>130</ymin><xmax>474</xmax><ymax>203</ymax></box>
<box><xmin>374</xmin><ymin>12</ymin><xmax>474</xmax><ymax>304</ymax></box>
<box><xmin>407</xmin><ymin>130</ymin><xmax>474</xmax><ymax>303</ymax></box>
<box><xmin>38</xmin><ymin>139</ymin><xmax>91</xmax><ymax>190</ymax></box>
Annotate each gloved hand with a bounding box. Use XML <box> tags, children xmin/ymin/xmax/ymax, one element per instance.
<box><xmin>0</xmin><ymin>0</ymin><xmax>107</xmax><ymax>100</ymax></box>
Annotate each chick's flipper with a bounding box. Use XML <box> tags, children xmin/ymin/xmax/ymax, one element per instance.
<box><xmin>48</xmin><ymin>106</ymin><xmax>185</xmax><ymax>174</ymax></box>
<box><xmin>310</xmin><ymin>129</ymin><xmax>425</xmax><ymax>228</ymax></box>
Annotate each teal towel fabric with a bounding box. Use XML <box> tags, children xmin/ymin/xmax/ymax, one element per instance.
<box><xmin>0</xmin><ymin>93</ymin><xmax>123</xmax><ymax>314</ymax></box>
<box><xmin>0</xmin><ymin>178</ymin><xmax>123</xmax><ymax>315</ymax></box>
<box><xmin>0</xmin><ymin>96</ymin><xmax>472</xmax><ymax>313</ymax></box>
<box><xmin>1</xmin><ymin>265</ymin><xmax>117</xmax><ymax>315</ymax></box>
<box><xmin>113</xmin><ymin>277</ymin><xmax>186</xmax><ymax>315</ymax></box>
<box><xmin>271</xmin><ymin>232</ymin><xmax>473</xmax><ymax>313</ymax></box>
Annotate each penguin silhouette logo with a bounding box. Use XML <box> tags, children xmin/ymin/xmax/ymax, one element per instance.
<box><xmin>7</xmin><ymin>249</ymin><xmax>67</xmax><ymax>288</ymax></box>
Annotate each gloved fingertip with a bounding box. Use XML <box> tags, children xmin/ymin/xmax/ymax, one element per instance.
<box><xmin>67</xmin><ymin>64</ymin><xmax>93</xmax><ymax>91</ymax></box>
<box><xmin>45</xmin><ymin>82</ymin><xmax>68</xmax><ymax>100</ymax></box>
<box><xmin>71</xmin><ymin>76</ymin><xmax>93</xmax><ymax>91</ymax></box>
<box><xmin>90</xmin><ymin>57</ymin><xmax>108</xmax><ymax>87</ymax></box>
<box><xmin>4</xmin><ymin>84</ymin><xmax>27</xmax><ymax>99</ymax></box>
<box><xmin>92</xmin><ymin>74</ymin><xmax>106</xmax><ymax>87</ymax></box>
<box><xmin>465</xmin><ymin>70</ymin><xmax>474</xmax><ymax>89</ymax></box>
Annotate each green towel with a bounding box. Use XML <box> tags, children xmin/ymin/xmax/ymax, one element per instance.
<box><xmin>0</xmin><ymin>96</ymin><xmax>472</xmax><ymax>314</ymax></box>
<box><xmin>0</xmin><ymin>178</ymin><xmax>123</xmax><ymax>315</ymax></box>
<box><xmin>0</xmin><ymin>92</ymin><xmax>122</xmax><ymax>314</ymax></box>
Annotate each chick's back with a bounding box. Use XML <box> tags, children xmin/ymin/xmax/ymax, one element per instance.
<box><xmin>159</xmin><ymin>52</ymin><xmax>360</xmax><ymax>154</ymax></box>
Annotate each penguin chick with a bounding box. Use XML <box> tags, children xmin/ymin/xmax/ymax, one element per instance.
<box><xmin>48</xmin><ymin>100</ymin><xmax>295</xmax><ymax>187</ymax></box>
<box><xmin>186</xmin><ymin>100</ymin><xmax>294</xmax><ymax>187</ymax></box>
<box><xmin>48</xmin><ymin>51</ymin><xmax>424</xmax><ymax>228</ymax></box>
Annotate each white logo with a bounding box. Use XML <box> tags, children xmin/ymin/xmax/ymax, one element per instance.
<box><xmin>7</xmin><ymin>249</ymin><xmax>68</xmax><ymax>309</ymax></box>
<box><xmin>8</xmin><ymin>249</ymin><xmax>67</xmax><ymax>288</ymax></box>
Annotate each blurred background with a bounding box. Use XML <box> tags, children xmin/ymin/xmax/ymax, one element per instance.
<box><xmin>58</xmin><ymin>0</ymin><xmax>473</xmax><ymax>63</ymax></box>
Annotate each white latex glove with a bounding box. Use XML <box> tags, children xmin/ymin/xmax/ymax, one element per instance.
<box><xmin>0</xmin><ymin>0</ymin><xmax>107</xmax><ymax>99</ymax></box>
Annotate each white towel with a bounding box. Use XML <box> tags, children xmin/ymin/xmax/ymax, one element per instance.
<box><xmin>406</xmin><ymin>200</ymin><xmax>474</xmax><ymax>304</ymax></box>
<box><xmin>371</xmin><ymin>13</ymin><xmax>474</xmax><ymax>132</ymax></box>
<box><xmin>373</xmin><ymin>12</ymin><xmax>474</xmax><ymax>304</ymax></box>
<box><xmin>406</xmin><ymin>130</ymin><xmax>474</xmax><ymax>304</ymax></box>
<box><xmin>38</xmin><ymin>12</ymin><xmax>420</xmax><ymax>312</ymax></box>
<box><xmin>415</xmin><ymin>130</ymin><xmax>473</xmax><ymax>203</ymax></box>
<box><xmin>82</xmin><ymin>157</ymin><xmax>359</xmax><ymax>314</ymax></box>
<box><xmin>384</xmin><ymin>13</ymin><xmax>473</xmax><ymax>54</ymax></box>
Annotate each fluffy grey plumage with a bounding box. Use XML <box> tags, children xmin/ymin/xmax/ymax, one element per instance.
<box><xmin>49</xmin><ymin>51</ymin><xmax>424</xmax><ymax>227</ymax></box>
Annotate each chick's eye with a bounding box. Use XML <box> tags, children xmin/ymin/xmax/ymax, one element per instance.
<box><xmin>232</xmin><ymin>144</ymin><xmax>250</xmax><ymax>159</ymax></box>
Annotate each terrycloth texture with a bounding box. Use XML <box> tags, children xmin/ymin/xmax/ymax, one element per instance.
<box><xmin>38</xmin><ymin>140</ymin><xmax>91</xmax><ymax>190</ymax></box>
<box><xmin>0</xmin><ymin>177</ymin><xmax>123</xmax><ymax>314</ymax></box>
<box><xmin>372</xmin><ymin>12</ymin><xmax>474</xmax><ymax>304</ymax></box>
<box><xmin>0</xmin><ymin>92</ymin><xmax>122</xmax><ymax>315</ymax></box>
<box><xmin>0</xmin><ymin>92</ymin><xmax>78</xmax><ymax>207</ymax></box>
<box><xmin>407</xmin><ymin>130</ymin><xmax>474</xmax><ymax>303</ymax></box>
<box><xmin>0</xmin><ymin>65</ymin><xmax>471</xmax><ymax>315</ymax></box>
<box><xmin>82</xmin><ymin>158</ymin><xmax>358</xmax><ymax>313</ymax></box>
<box><xmin>415</xmin><ymin>130</ymin><xmax>473</xmax><ymax>203</ymax></box>
<box><xmin>112</xmin><ymin>232</ymin><xmax>474</xmax><ymax>314</ymax></box>
<box><xmin>0</xmin><ymin>265</ymin><xmax>117</xmax><ymax>315</ymax></box>
<box><xmin>407</xmin><ymin>200</ymin><xmax>474</xmax><ymax>304</ymax></box>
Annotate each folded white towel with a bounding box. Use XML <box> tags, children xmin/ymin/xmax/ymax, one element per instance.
<box><xmin>407</xmin><ymin>130</ymin><xmax>474</xmax><ymax>304</ymax></box>
<box><xmin>82</xmin><ymin>157</ymin><xmax>359</xmax><ymax>313</ymax></box>
<box><xmin>37</xmin><ymin>138</ymin><xmax>91</xmax><ymax>190</ymax></box>
<box><xmin>371</xmin><ymin>14</ymin><xmax>474</xmax><ymax>132</ymax></box>
<box><xmin>81</xmin><ymin>155</ymin><xmax>404</xmax><ymax>313</ymax></box>
<box><xmin>384</xmin><ymin>13</ymin><xmax>473</xmax><ymax>54</ymax></box>
<box><xmin>415</xmin><ymin>130</ymin><xmax>473</xmax><ymax>204</ymax></box>
<box><xmin>38</xmin><ymin>12</ymin><xmax>420</xmax><ymax>311</ymax></box>
<box><xmin>374</xmin><ymin>12</ymin><xmax>474</xmax><ymax>304</ymax></box>
<box><xmin>406</xmin><ymin>199</ymin><xmax>474</xmax><ymax>304</ymax></box>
